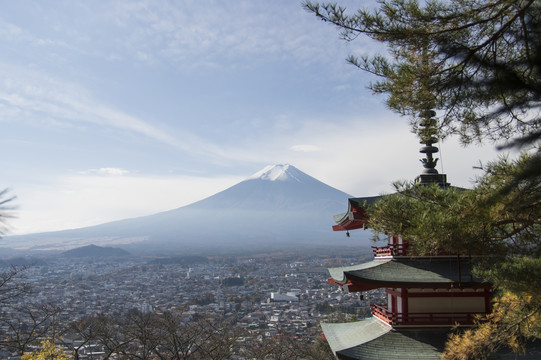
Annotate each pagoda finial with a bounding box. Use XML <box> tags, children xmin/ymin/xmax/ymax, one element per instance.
<box><xmin>419</xmin><ymin>109</ymin><xmax>439</xmax><ymax>175</ymax></box>
<box><xmin>415</xmin><ymin>108</ymin><xmax>449</xmax><ymax>187</ymax></box>
<box><xmin>406</xmin><ymin>38</ymin><xmax>449</xmax><ymax>187</ymax></box>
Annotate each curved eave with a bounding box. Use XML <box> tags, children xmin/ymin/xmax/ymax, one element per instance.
<box><xmin>328</xmin><ymin>259</ymin><xmax>389</xmax><ymax>284</ymax></box>
<box><xmin>329</xmin><ymin>259</ymin><xmax>489</xmax><ymax>290</ymax></box>
<box><xmin>344</xmin><ymin>277</ymin><xmax>484</xmax><ymax>290</ymax></box>
<box><xmin>332</xmin><ymin>325</ymin><xmax>449</xmax><ymax>360</ymax></box>
<box><xmin>321</xmin><ymin>318</ymin><xmax>390</xmax><ymax>355</ymax></box>
<box><xmin>325</xmin><ymin>320</ymin><xmax>541</xmax><ymax>360</ymax></box>
<box><xmin>332</xmin><ymin>220</ymin><xmax>366</xmax><ymax>231</ymax></box>
<box><xmin>332</xmin><ymin>196</ymin><xmax>381</xmax><ymax>232</ymax></box>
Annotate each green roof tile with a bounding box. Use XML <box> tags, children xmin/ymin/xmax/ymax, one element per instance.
<box><xmin>321</xmin><ymin>318</ymin><xmax>390</xmax><ymax>354</ymax></box>
<box><xmin>336</xmin><ymin>328</ymin><xmax>448</xmax><ymax>360</ymax></box>
<box><xmin>333</xmin><ymin>258</ymin><xmax>486</xmax><ymax>287</ymax></box>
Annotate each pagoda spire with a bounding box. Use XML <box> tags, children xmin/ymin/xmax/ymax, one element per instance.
<box><xmin>414</xmin><ymin>107</ymin><xmax>449</xmax><ymax>187</ymax></box>
<box><xmin>411</xmin><ymin>37</ymin><xmax>450</xmax><ymax>188</ymax></box>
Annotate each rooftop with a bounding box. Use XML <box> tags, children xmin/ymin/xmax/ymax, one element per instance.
<box><xmin>322</xmin><ymin>317</ymin><xmax>447</xmax><ymax>360</ymax></box>
<box><xmin>329</xmin><ymin>258</ymin><xmax>487</xmax><ymax>290</ymax></box>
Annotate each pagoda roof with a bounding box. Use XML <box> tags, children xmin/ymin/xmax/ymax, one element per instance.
<box><xmin>323</xmin><ymin>319</ymin><xmax>541</xmax><ymax>360</ymax></box>
<box><xmin>321</xmin><ymin>318</ymin><xmax>390</xmax><ymax>354</ymax></box>
<box><xmin>332</xmin><ymin>196</ymin><xmax>381</xmax><ymax>231</ymax></box>
<box><xmin>332</xmin><ymin>188</ymin><xmax>467</xmax><ymax>232</ymax></box>
<box><xmin>322</xmin><ymin>318</ymin><xmax>447</xmax><ymax>360</ymax></box>
<box><xmin>329</xmin><ymin>258</ymin><xmax>485</xmax><ymax>289</ymax></box>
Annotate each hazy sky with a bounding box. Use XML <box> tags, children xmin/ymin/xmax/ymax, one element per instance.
<box><xmin>2</xmin><ymin>1</ymin><xmax>505</xmax><ymax>235</ymax></box>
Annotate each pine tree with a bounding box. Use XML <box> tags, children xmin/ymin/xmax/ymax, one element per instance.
<box><xmin>304</xmin><ymin>0</ymin><xmax>541</xmax><ymax>147</ymax></box>
<box><xmin>305</xmin><ymin>0</ymin><xmax>541</xmax><ymax>357</ymax></box>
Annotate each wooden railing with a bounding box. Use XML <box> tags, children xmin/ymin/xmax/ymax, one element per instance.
<box><xmin>371</xmin><ymin>303</ymin><xmax>484</xmax><ymax>327</ymax></box>
<box><xmin>371</xmin><ymin>244</ymin><xmax>409</xmax><ymax>257</ymax></box>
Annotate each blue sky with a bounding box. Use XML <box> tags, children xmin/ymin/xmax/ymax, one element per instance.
<box><xmin>1</xmin><ymin>1</ymin><xmax>504</xmax><ymax>235</ymax></box>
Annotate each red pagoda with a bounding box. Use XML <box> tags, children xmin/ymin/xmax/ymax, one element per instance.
<box><xmin>321</xmin><ymin>114</ymin><xmax>492</xmax><ymax>359</ymax></box>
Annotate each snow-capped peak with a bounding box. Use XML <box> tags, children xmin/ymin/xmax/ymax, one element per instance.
<box><xmin>249</xmin><ymin>164</ymin><xmax>301</xmax><ymax>182</ymax></box>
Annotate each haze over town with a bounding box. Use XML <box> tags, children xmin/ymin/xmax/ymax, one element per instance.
<box><xmin>1</xmin><ymin>1</ymin><xmax>504</xmax><ymax>236</ymax></box>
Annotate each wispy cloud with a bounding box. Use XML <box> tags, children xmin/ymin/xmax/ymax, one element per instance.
<box><xmin>55</xmin><ymin>0</ymin><xmax>373</xmax><ymax>70</ymax></box>
<box><xmin>0</xmin><ymin>63</ymin><xmax>222</xmax><ymax>156</ymax></box>
<box><xmin>81</xmin><ymin>168</ymin><xmax>130</xmax><ymax>176</ymax></box>
<box><xmin>291</xmin><ymin>144</ymin><xmax>319</xmax><ymax>152</ymax></box>
<box><xmin>0</xmin><ymin>20</ymin><xmax>23</xmax><ymax>40</ymax></box>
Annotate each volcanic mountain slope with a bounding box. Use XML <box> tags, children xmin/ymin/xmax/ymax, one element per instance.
<box><xmin>7</xmin><ymin>165</ymin><xmax>368</xmax><ymax>254</ymax></box>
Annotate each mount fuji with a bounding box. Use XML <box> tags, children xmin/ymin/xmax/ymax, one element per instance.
<box><xmin>5</xmin><ymin>165</ymin><xmax>368</xmax><ymax>255</ymax></box>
